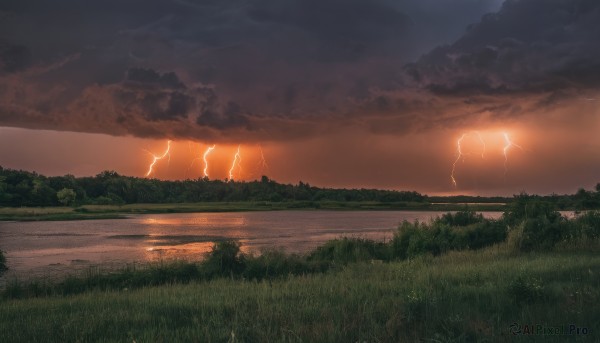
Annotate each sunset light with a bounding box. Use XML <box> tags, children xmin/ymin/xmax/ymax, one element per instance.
<box><xmin>450</xmin><ymin>130</ymin><xmax>526</xmax><ymax>188</ymax></box>
<box><xmin>1</xmin><ymin>1</ymin><xmax>599</xmax><ymax>340</ymax></box>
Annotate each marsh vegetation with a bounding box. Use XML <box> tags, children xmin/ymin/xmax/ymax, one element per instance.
<box><xmin>1</xmin><ymin>196</ymin><xmax>599</xmax><ymax>341</ymax></box>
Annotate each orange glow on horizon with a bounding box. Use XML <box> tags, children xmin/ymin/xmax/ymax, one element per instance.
<box><xmin>450</xmin><ymin>129</ymin><xmax>525</xmax><ymax>187</ymax></box>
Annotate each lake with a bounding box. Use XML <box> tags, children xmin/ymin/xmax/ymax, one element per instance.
<box><xmin>0</xmin><ymin>211</ymin><xmax>502</xmax><ymax>280</ymax></box>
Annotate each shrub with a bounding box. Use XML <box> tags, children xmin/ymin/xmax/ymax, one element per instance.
<box><xmin>94</xmin><ymin>193</ymin><xmax>125</xmax><ymax>206</ymax></box>
<box><xmin>243</xmin><ymin>250</ymin><xmax>328</xmax><ymax>280</ymax></box>
<box><xmin>437</xmin><ymin>210</ymin><xmax>485</xmax><ymax>227</ymax></box>
<box><xmin>202</xmin><ymin>240</ymin><xmax>246</xmax><ymax>277</ymax></box>
<box><xmin>575</xmin><ymin>211</ymin><xmax>600</xmax><ymax>239</ymax></box>
<box><xmin>392</xmin><ymin>220</ymin><xmax>450</xmax><ymax>259</ymax></box>
<box><xmin>503</xmin><ymin>194</ymin><xmax>561</xmax><ymax>226</ymax></box>
<box><xmin>0</xmin><ymin>250</ymin><xmax>7</xmax><ymax>275</ymax></box>
<box><xmin>308</xmin><ymin>237</ymin><xmax>390</xmax><ymax>264</ymax></box>
<box><xmin>519</xmin><ymin>216</ymin><xmax>568</xmax><ymax>252</ymax></box>
<box><xmin>391</xmin><ymin>217</ymin><xmax>508</xmax><ymax>259</ymax></box>
<box><xmin>391</xmin><ymin>220</ymin><xmax>423</xmax><ymax>259</ymax></box>
<box><xmin>453</xmin><ymin>220</ymin><xmax>508</xmax><ymax>250</ymax></box>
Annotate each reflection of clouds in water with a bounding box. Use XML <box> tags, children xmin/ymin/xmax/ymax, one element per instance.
<box><xmin>141</xmin><ymin>215</ymin><xmax>246</xmax><ymax>226</ymax></box>
<box><xmin>139</xmin><ymin>215</ymin><xmax>252</xmax><ymax>259</ymax></box>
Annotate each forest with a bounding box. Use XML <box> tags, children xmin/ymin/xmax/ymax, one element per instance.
<box><xmin>0</xmin><ymin>167</ymin><xmax>425</xmax><ymax>207</ymax></box>
<box><xmin>1</xmin><ymin>166</ymin><xmax>599</xmax><ymax>210</ymax></box>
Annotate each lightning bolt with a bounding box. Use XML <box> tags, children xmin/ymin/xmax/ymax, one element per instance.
<box><xmin>475</xmin><ymin>131</ymin><xmax>486</xmax><ymax>159</ymax></box>
<box><xmin>258</xmin><ymin>145</ymin><xmax>270</xmax><ymax>176</ymax></box>
<box><xmin>203</xmin><ymin>145</ymin><xmax>216</xmax><ymax>178</ymax></box>
<box><xmin>451</xmin><ymin>134</ymin><xmax>467</xmax><ymax>187</ymax></box>
<box><xmin>502</xmin><ymin>132</ymin><xmax>524</xmax><ymax>176</ymax></box>
<box><xmin>145</xmin><ymin>140</ymin><xmax>172</xmax><ymax>177</ymax></box>
<box><xmin>450</xmin><ymin>132</ymin><xmax>486</xmax><ymax>187</ymax></box>
<box><xmin>228</xmin><ymin>145</ymin><xmax>242</xmax><ymax>181</ymax></box>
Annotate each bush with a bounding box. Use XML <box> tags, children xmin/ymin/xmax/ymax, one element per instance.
<box><xmin>202</xmin><ymin>240</ymin><xmax>246</xmax><ymax>277</ymax></box>
<box><xmin>391</xmin><ymin>221</ymin><xmax>424</xmax><ymax>259</ymax></box>
<box><xmin>437</xmin><ymin>210</ymin><xmax>485</xmax><ymax>226</ymax></box>
<box><xmin>392</xmin><ymin>221</ymin><xmax>451</xmax><ymax>259</ymax></box>
<box><xmin>0</xmin><ymin>250</ymin><xmax>7</xmax><ymax>275</ymax></box>
<box><xmin>503</xmin><ymin>194</ymin><xmax>561</xmax><ymax>226</ymax></box>
<box><xmin>243</xmin><ymin>250</ymin><xmax>328</xmax><ymax>280</ymax></box>
<box><xmin>391</xmin><ymin>216</ymin><xmax>508</xmax><ymax>259</ymax></box>
<box><xmin>453</xmin><ymin>220</ymin><xmax>508</xmax><ymax>250</ymax></box>
<box><xmin>94</xmin><ymin>193</ymin><xmax>125</xmax><ymax>206</ymax></box>
<box><xmin>574</xmin><ymin>211</ymin><xmax>600</xmax><ymax>240</ymax></box>
<box><xmin>308</xmin><ymin>237</ymin><xmax>391</xmax><ymax>264</ymax></box>
<box><xmin>500</xmin><ymin>194</ymin><xmax>576</xmax><ymax>252</ymax></box>
<box><xmin>518</xmin><ymin>216</ymin><xmax>568</xmax><ymax>252</ymax></box>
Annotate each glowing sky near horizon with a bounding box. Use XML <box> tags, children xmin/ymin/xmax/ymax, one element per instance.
<box><xmin>1</xmin><ymin>0</ymin><xmax>600</xmax><ymax>195</ymax></box>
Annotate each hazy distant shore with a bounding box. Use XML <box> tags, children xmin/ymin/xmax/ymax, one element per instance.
<box><xmin>0</xmin><ymin>201</ymin><xmax>507</xmax><ymax>222</ymax></box>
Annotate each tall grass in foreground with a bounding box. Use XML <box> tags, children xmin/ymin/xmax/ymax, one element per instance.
<box><xmin>0</xmin><ymin>248</ymin><xmax>598</xmax><ymax>342</ymax></box>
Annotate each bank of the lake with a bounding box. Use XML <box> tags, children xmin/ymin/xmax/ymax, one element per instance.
<box><xmin>0</xmin><ymin>201</ymin><xmax>507</xmax><ymax>221</ymax></box>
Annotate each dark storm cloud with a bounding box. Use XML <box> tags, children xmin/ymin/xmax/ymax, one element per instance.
<box><xmin>0</xmin><ymin>42</ymin><xmax>32</xmax><ymax>73</ymax></box>
<box><xmin>406</xmin><ymin>0</ymin><xmax>600</xmax><ymax>95</ymax></box>
<box><xmin>197</xmin><ymin>101</ymin><xmax>250</xmax><ymax>130</ymax></box>
<box><xmin>0</xmin><ymin>0</ymin><xmax>422</xmax><ymax>140</ymax></box>
<box><xmin>8</xmin><ymin>0</ymin><xmax>599</xmax><ymax>141</ymax></box>
<box><xmin>126</xmin><ymin>68</ymin><xmax>186</xmax><ymax>90</ymax></box>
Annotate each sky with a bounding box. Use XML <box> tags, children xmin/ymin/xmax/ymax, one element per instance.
<box><xmin>1</xmin><ymin>0</ymin><xmax>599</xmax><ymax>195</ymax></box>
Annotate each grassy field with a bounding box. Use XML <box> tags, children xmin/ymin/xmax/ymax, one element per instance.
<box><xmin>1</xmin><ymin>246</ymin><xmax>598</xmax><ymax>342</ymax></box>
<box><xmin>0</xmin><ymin>201</ymin><xmax>506</xmax><ymax>221</ymax></box>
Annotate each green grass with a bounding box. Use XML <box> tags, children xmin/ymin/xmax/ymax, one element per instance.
<box><xmin>0</xmin><ymin>201</ymin><xmax>506</xmax><ymax>221</ymax></box>
<box><xmin>1</xmin><ymin>247</ymin><xmax>598</xmax><ymax>342</ymax></box>
<box><xmin>0</xmin><ymin>206</ymin><xmax>125</xmax><ymax>221</ymax></box>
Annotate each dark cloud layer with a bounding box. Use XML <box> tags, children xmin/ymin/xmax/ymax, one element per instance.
<box><xmin>407</xmin><ymin>0</ymin><xmax>600</xmax><ymax>94</ymax></box>
<box><xmin>0</xmin><ymin>42</ymin><xmax>32</xmax><ymax>72</ymax></box>
<box><xmin>2</xmin><ymin>0</ymin><xmax>598</xmax><ymax>142</ymax></box>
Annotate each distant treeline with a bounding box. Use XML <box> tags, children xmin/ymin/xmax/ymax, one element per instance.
<box><xmin>0</xmin><ymin>166</ymin><xmax>599</xmax><ymax>209</ymax></box>
<box><xmin>0</xmin><ymin>167</ymin><xmax>424</xmax><ymax>207</ymax></box>
<box><xmin>429</xmin><ymin>191</ymin><xmax>600</xmax><ymax>211</ymax></box>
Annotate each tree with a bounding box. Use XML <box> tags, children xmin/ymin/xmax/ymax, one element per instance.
<box><xmin>56</xmin><ymin>188</ymin><xmax>76</xmax><ymax>206</ymax></box>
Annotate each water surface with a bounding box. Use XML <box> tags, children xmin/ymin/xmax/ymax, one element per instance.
<box><xmin>0</xmin><ymin>211</ymin><xmax>502</xmax><ymax>280</ymax></box>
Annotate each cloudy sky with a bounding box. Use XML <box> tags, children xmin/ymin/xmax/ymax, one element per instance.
<box><xmin>1</xmin><ymin>0</ymin><xmax>599</xmax><ymax>195</ymax></box>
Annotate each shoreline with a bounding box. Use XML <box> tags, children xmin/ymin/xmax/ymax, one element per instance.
<box><xmin>0</xmin><ymin>201</ymin><xmax>507</xmax><ymax>222</ymax></box>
